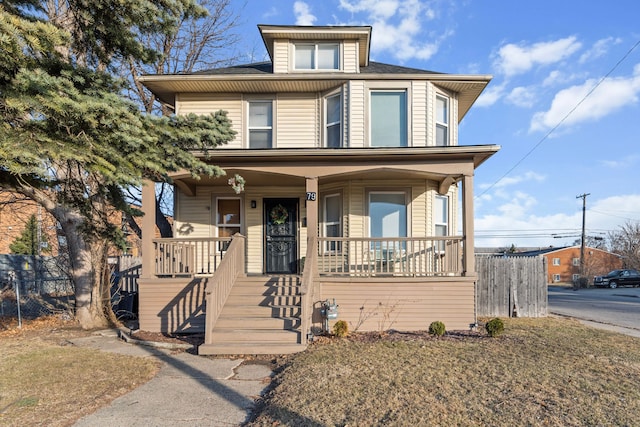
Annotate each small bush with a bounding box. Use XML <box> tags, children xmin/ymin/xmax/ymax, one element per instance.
<box><xmin>485</xmin><ymin>318</ymin><xmax>505</xmax><ymax>337</ymax></box>
<box><xmin>428</xmin><ymin>320</ymin><xmax>446</xmax><ymax>336</ymax></box>
<box><xmin>333</xmin><ymin>320</ymin><xmax>349</xmax><ymax>337</ymax></box>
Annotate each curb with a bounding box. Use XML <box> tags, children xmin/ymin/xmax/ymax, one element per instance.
<box><xmin>117</xmin><ymin>329</ymin><xmax>194</xmax><ymax>350</ymax></box>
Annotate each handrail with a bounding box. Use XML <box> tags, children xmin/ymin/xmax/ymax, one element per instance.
<box><xmin>300</xmin><ymin>235</ymin><xmax>318</xmax><ymax>345</ymax></box>
<box><xmin>153</xmin><ymin>237</ymin><xmax>231</xmax><ymax>276</ymax></box>
<box><xmin>201</xmin><ymin>234</ymin><xmax>246</xmax><ymax>347</ymax></box>
<box><xmin>317</xmin><ymin>236</ymin><xmax>463</xmax><ymax>277</ymax></box>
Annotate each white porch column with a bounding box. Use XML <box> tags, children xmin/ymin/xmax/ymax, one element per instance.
<box><xmin>305</xmin><ymin>176</ymin><xmax>319</xmax><ymax>240</ymax></box>
<box><xmin>462</xmin><ymin>174</ymin><xmax>475</xmax><ymax>276</ymax></box>
<box><xmin>141</xmin><ymin>180</ymin><xmax>156</xmax><ymax>279</ymax></box>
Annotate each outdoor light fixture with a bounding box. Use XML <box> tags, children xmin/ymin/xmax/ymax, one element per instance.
<box><xmin>250</xmin><ymin>200</ymin><xmax>257</xmax><ymax>208</ymax></box>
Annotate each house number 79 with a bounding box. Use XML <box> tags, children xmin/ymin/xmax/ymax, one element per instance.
<box><xmin>306</xmin><ymin>192</ymin><xmax>317</xmax><ymax>201</ymax></box>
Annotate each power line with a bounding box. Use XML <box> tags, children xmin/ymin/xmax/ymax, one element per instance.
<box><xmin>477</xmin><ymin>38</ymin><xmax>640</xmax><ymax>198</ymax></box>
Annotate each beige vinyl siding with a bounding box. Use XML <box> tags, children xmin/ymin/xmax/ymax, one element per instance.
<box><xmin>276</xmin><ymin>94</ymin><xmax>318</xmax><ymax>148</ymax></box>
<box><xmin>343</xmin><ymin>39</ymin><xmax>358</xmax><ymax>72</ymax></box>
<box><xmin>174</xmin><ymin>188</ymin><xmax>212</xmax><ymax>238</ymax></box>
<box><xmin>320</xmin><ymin>277</ymin><xmax>476</xmax><ymax>331</ymax></box>
<box><xmin>347</xmin><ymin>81</ymin><xmax>365</xmax><ymax>147</ymax></box>
<box><xmin>138</xmin><ymin>277</ymin><xmax>207</xmax><ymax>333</ymax></box>
<box><xmin>412</xmin><ymin>81</ymin><xmax>427</xmax><ymax>146</ymax></box>
<box><xmin>176</xmin><ymin>93</ymin><xmax>243</xmax><ymax>148</ymax></box>
<box><xmin>273</xmin><ymin>39</ymin><xmax>289</xmax><ymax>73</ymax></box>
<box><xmin>411</xmin><ymin>182</ymin><xmax>428</xmax><ymax>236</ymax></box>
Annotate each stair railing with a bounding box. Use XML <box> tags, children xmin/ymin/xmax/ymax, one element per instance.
<box><xmin>300</xmin><ymin>235</ymin><xmax>318</xmax><ymax>345</ymax></box>
<box><xmin>202</xmin><ymin>233</ymin><xmax>246</xmax><ymax>347</ymax></box>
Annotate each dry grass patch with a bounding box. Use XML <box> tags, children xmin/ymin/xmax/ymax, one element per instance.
<box><xmin>0</xmin><ymin>316</ymin><xmax>159</xmax><ymax>427</ymax></box>
<box><xmin>249</xmin><ymin>318</ymin><xmax>640</xmax><ymax>426</ymax></box>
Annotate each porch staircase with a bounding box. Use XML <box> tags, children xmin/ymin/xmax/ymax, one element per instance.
<box><xmin>199</xmin><ymin>275</ymin><xmax>305</xmax><ymax>355</ymax></box>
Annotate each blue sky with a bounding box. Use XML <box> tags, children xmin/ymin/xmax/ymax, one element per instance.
<box><xmin>227</xmin><ymin>0</ymin><xmax>640</xmax><ymax>249</ymax></box>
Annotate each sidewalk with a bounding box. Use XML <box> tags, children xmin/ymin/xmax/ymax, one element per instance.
<box><xmin>70</xmin><ymin>330</ymin><xmax>273</xmax><ymax>426</ymax></box>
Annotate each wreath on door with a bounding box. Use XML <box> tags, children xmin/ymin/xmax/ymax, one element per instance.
<box><xmin>270</xmin><ymin>204</ymin><xmax>289</xmax><ymax>225</ymax></box>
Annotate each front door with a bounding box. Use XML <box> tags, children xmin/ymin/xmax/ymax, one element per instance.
<box><xmin>264</xmin><ymin>198</ymin><xmax>298</xmax><ymax>274</ymax></box>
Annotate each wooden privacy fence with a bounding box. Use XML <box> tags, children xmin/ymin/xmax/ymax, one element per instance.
<box><xmin>476</xmin><ymin>256</ymin><xmax>547</xmax><ymax>318</ymax></box>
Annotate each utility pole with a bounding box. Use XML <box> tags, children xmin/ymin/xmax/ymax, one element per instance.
<box><xmin>577</xmin><ymin>193</ymin><xmax>590</xmax><ymax>287</ymax></box>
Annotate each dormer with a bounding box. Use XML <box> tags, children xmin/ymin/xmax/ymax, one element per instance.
<box><xmin>258</xmin><ymin>25</ymin><xmax>372</xmax><ymax>74</ymax></box>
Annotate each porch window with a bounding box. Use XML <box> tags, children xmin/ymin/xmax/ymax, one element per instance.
<box><xmin>436</xmin><ymin>95</ymin><xmax>449</xmax><ymax>146</ymax></box>
<box><xmin>370</xmin><ymin>91</ymin><xmax>407</xmax><ymax>147</ymax></box>
<box><xmin>323</xmin><ymin>193</ymin><xmax>342</xmax><ymax>251</ymax></box>
<box><xmin>369</xmin><ymin>192</ymin><xmax>407</xmax><ymax>238</ymax></box>
<box><xmin>216</xmin><ymin>198</ymin><xmax>242</xmax><ymax>250</ymax></box>
<box><xmin>325</xmin><ymin>93</ymin><xmax>342</xmax><ymax>147</ymax></box>
<box><xmin>434</xmin><ymin>195</ymin><xmax>448</xmax><ymax>252</ymax></box>
<box><xmin>248</xmin><ymin>101</ymin><xmax>273</xmax><ymax>148</ymax></box>
<box><xmin>294</xmin><ymin>43</ymin><xmax>339</xmax><ymax>70</ymax></box>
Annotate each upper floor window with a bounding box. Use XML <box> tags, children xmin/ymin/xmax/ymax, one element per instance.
<box><xmin>325</xmin><ymin>93</ymin><xmax>342</xmax><ymax>147</ymax></box>
<box><xmin>572</xmin><ymin>257</ymin><xmax>580</xmax><ymax>266</ymax></box>
<box><xmin>552</xmin><ymin>258</ymin><xmax>560</xmax><ymax>266</ymax></box>
<box><xmin>436</xmin><ymin>95</ymin><xmax>449</xmax><ymax>146</ymax></box>
<box><xmin>248</xmin><ymin>100</ymin><xmax>273</xmax><ymax>148</ymax></box>
<box><xmin>370</xmin><ymin>91</ymin><xmax>407</xmax><ymax>147</ymax></box>
<box><xmin>295</xmin><ymin>43</ymin><xmax>339</xmax><ymax>70</ymax></box>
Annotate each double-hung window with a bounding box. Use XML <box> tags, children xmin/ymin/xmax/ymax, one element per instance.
<box><xmin>325</xmin><ymin>93</ymin><xmax>342</xmax><ymax>147</ymax></box>
<box><xmin>572</xmin><ymin>257</ymin><xmax>580</xmax><ymax>266</ymax></box>
<box><xmin>323</xmin><ymin>193</ymin><xmax>342</xmax><ymax>251</ymax></box>
<box><xmin>436</xmin><ymin>95</ymin><xmax>449</xmax><ymax>146</ymax></box>
<box><xmin>370</xmin><ymin>91</ymin><xmax>407</xmax><ymax>147</ymax></box>
<box><xmin>434</xmin><ymin>195</ymin><xmax>449</xmax><ymax>252</ymax></box>
<box><xmin>295</xmin><ymin>43</ymin><xmax>339</xmax><ymax>70</ymax></box>
<box><xmin>248</xmin><ymin>100</ymin><xmax>273</xmax><ymax>148</ymax></box>
<box><xmin>552</xmin><ymin>258</ymin><xmax>560</xmax><ymax>266</ymax></box>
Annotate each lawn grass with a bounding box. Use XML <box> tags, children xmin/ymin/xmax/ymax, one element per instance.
<box><xmin>248</xmin><ymin>317</ymin><xmax>640</xmax><ymax>426</ymax></box>
<box><xmin>0</xmin><ymin>316</ymin><xmax>159</xmax><ymax>427</ymax></box>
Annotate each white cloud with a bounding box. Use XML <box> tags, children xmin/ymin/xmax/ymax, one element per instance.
<box><xmin>294</xmin><ymin>1</ymin><xmax>317</xmax><ymax>25</ymax></box>
<box><xmin>530</xmin><ymin>64</ymin><xmax>640</xmax><ymax>133</ymax></box>
<box><xmin>600</xmin><ymin>154</ymin><xmax>639</xmax><ymax>169</ymax></box>
<box><xmin>337</xmin><ymin>0</ymin><xmax>446</xmax><ymax>62</ymax></box>
<box><xmin>579</xmin><ymin>37</ymin><xmax>622</xmax><ymax>64</ymax></box>
<box><xmin>506</xmin><ymin>86</ymin><xmax>537</xmax><ymax>108</ymax></box>
<box><xmin>494</xmin><ymin>36</ymin><xmax>582</xmax><ymax>77</ymax></box>
<box><xmin>475</xmin><ymin>82</ymin><xmax>506</xmax><ymax>107</ymax></box>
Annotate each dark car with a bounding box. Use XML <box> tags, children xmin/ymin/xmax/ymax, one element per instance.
<box><xmin>593</xmin><ymin>269</ymin><xmax>640</xmax><ymax>288</ymax></box>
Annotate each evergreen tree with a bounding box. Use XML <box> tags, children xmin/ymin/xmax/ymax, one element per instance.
<box><xmin>0</xmin><ymin>1</ymin><xmax>235</xmax><ymax>328</ymax></box>
<box><xmin>9</xmin><ymin>214</ymin><xmax>50</xmax><ymax>255</ymax></box>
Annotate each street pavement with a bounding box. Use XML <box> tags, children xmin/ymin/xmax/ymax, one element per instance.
<box><xmin>548</xmin><ymin>285</ymin><xmax>640</xmax><ymax>338</ymax></box>
<box><xmin>70</xmin><ymin>330</ymin><xmax>273</xmax><ymax>427</ymax></box>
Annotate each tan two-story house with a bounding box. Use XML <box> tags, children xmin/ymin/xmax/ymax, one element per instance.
<box><xmin>137</xmin><ymin>25</ymin><xmax>500</xmax><ymax>354</ymax></box>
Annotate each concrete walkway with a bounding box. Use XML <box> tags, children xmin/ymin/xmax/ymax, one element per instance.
<box><xmin>70</xmin><ymin>330</ymin><xmax>273</xmax><ymax>427</ymax></box>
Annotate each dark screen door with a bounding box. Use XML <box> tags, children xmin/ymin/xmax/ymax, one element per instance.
<box><xmin>264</xmin><ymin>198</ymin><xmax>298</xmax><ymax>274</ymax></box>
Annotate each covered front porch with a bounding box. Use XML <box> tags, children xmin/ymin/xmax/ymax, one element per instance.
<box><xmin>137</xmin><ymin>146</ymin><xmax>498</xmax><ymax>354</ymax></box>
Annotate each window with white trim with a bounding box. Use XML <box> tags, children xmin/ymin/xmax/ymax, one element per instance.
<box><xmin>434</xmin><ymin>195</ymin><xmax>449</xmax><ymax>252</ymax></box>
<box><xmin>553</xmin><ymin>274</ymin><xmax>560</xmax><ymax>282</ymax></box>
<box><xmin>323</xmin><ymin>193</ymin><xmax>342</xmax><ymax>251</ymax></box>
<box><xmin>325</xmin><ymin>93</ymin><xmax>342</xmax><ymax>147</ymax></box>
<box><xmin>552</xmin><ymin>258</ymin><xmax>560</xmax><ymax>266</ymax></box>
<box><xmin>248</xmin><ymin>100</ymin><xmax>273</xmax><ymax>148</ymax></box>
<box><xmin>572</xmin><ymin>257</ymin><xmax>580</xmax><ymax>266</ymax></box>
<box><xmin>294</xmin><ymin>43</ymin><xmax>339</xmax><ymax>70</ymax></box>
<box><xmin>370</xmin><ymin>90</ymin><xmax>408</xmax><ymax>147</ymax></box>
<box><xmin>572</xmin><ymin>274</ymin><xmax>580</xmax><ymax>282</ymax></box>
<box><xmin>216</xmin><ymin>197</ymin><xmax>242</xmax><ymax>250</ymax></box>
<box><xmin>436</xmin><ymin>95</ymin><xmax>449</xmax><ymax>146</ymax></box>
<box><xmin>369</xmin><ymin>192</ymin><xmax>407</xmax><ymax>238</ymax></box>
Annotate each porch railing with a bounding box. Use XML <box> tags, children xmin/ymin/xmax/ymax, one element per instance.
<box><xmin>153</xmin><ymin>237</ymin><xmax>231</xmax><ymax>277</ymax></box>
<box><xmin>300</xmin><ymin>235</ymin><xmax>319</xmax><ymax>345</ymax></box>
<box><xmin>202</xmin><ymin>234</ymin><xmax>246</xmax><ymax>348</ymax></box>
<box><xmin>317</xmin><ymin>237</ymin><xmax>463</xmax><ymax>277</ymax></box>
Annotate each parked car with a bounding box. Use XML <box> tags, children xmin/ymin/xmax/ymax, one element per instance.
<box><xmin>593</xmin><ymin>269</ymin><xmax>640</xmax><ymax>288</ymax></box>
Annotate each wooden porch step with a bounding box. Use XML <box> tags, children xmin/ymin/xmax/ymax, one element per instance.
<box><xmin>214</xmin><ymin>316</ymin><xmax>300</xmax><ymax>329</ymax></box>
<box><xmin>224</xmin><ymin>294</ymin><xmax>301</xmax><ymax>306</ymax></box>
<box><xmin>211</xmin><ymin>329</ymin><xmax>299</xmax><ymax>343</ymax></box>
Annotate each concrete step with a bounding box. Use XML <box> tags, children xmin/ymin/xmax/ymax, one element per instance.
<box><xmin>199</xmin><ymin>342</ymin><xmax>305</xmax><ymax>355</ymax></box>
<box><xmin>211</xmin><ymin>328</ymin><xmax>299</xmax><ymax>344</ymax></box>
